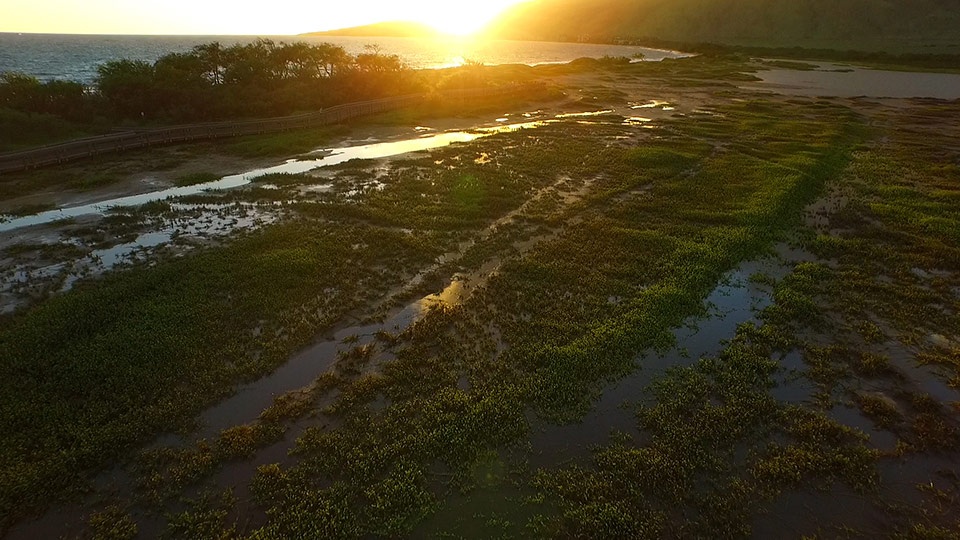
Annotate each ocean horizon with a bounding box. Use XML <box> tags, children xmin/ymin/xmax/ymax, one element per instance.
<box><xmin>0</xmin><ymin>33</ymin><xmax>687</xmax><ymax>84</ymax></box>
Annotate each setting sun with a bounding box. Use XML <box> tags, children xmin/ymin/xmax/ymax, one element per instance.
<box><xmin>415</xmin><ymin>1</ymin><xmax>527</xmax><ymax>35</ymax></box>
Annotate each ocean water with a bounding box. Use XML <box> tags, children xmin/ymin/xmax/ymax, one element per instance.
<box><xmin>0</xmin><ymin>33</ymin><xmax>686</xmax><ymax>84</ymax></box>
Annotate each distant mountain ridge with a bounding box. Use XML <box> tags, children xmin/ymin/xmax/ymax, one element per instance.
<box><xmin>302</xmin><ymin>21</ymin><xmax>441</xmax><ymax>38</ymax></box>
<box><xmin>485</xmin><ymin>0</ymin><xmax>960</xmax><ymax>52</ymax></box>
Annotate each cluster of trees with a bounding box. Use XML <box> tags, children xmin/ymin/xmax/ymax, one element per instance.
<box><xmin>0</xmin><ymin>73</ymin><xmax>89</xmax><ymax>121</ymax></box>
<box><xmin>0</xmin><ymin>73</ymin><xmax>91</xmax><ymax>148</ymax></box>
<box><xmin>0</xmin><ymin>40</ymin><xmax>421</xmax><ymax>127</ymax></box>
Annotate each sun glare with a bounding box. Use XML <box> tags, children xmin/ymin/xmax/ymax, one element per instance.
<box><xmin>0</xmin><ymin>0</ymin><xmax>529</xmax><ymax>36</ymax></box>
<box><xmin>419</xmin><ymin>8</ymin><xmax>498</xmax><ymax>36</ymax></box>
<box><xmin>412</xmin><ymin>1</ymin><xmax>525</xmax><ymax>36</ymax></box>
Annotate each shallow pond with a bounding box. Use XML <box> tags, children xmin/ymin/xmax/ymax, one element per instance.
<box><xmin>747</xmin><ymin>63</ymin><xmax>960</xmax><ymax>99</ymax></box>
<box><xmin>0</xmin><ymin>204</ymin><xmax>279</xmax><ymax>313</ymax></box>
<box><xmin>529</xmin><ymin>247</ymin><xmax>802</xmax><ymax>465</ymax></box>
<box><xmin>0</xmin><ymin>121</ymin><xmax>544</xmax><ymax>233</ymax></box>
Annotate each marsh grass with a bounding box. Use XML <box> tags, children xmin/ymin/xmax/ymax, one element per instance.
<box><xmin>759</xmin><ymin>59</ymin><xmax>820</xmax><ymax>71</ymax></box>
<box><xmin>86</xmin><ymin>505</ymin><xmax>138</xmax><ymax>540</ymax></box>
<box><xmin>4</xmin><ymin>202</ymin><xmax>57</xmax><ymax>217</ymax></box>
<box><xmin>0</xmin><ymin>221</ymin><xmax>442</xmax><ymax>527</ymax></box>
<box><xmin>239</xmin><ymin>96</ymin><xmax>868</xmax><ymax>538</ymax></box>
<box><xmin>4</xmin><ymin>56</ymin><xmax>957</xmax><ymax>539</ymax></box>
<box><xmin>173</xmin><ymin>172</ymin><xmax>221</xmax><ymax>187</ymax></box>
<box><xmin>222</xmin><ymin>126</ymin><xmax>348</xmax><ymax>158</ymax></box>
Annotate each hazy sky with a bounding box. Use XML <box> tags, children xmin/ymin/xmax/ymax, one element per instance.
<box><xmin>1</xmin><ymin>0</ymin><xmax>528</xmax><ymax>35</ymax></box>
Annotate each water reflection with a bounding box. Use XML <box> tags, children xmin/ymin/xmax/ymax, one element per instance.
<box><xmin>747</xmin><ymin>62</ymin><xmax>960</xmax><ymax>99</ymax></box>
<box><xmin>554</xmin><ymin>109</ymin><xmax>614</xmax><ymax>118</ymax></box>
<box><xmin>0</xmin><ymin>121</ymin><xmax>543</xmax><ymax>233</ymax></box>
<box><xmin>631</xmin><ymin>100</ymin><xmax>675</xmax><ymax>111</ymax></box>
<box><xmin>529</xmin><ymin>246</ymin><xmax>806</xmax><ymax>465</ymax></box>
<box><xmin>0</xmin><ymin>205</ymin><xmax>278</xmax><ymax>313</ymax></box>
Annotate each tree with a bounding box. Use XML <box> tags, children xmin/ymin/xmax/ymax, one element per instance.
<box><xmin>315</xmin><ymin>43</ymin><xmax>351</xmax><ymax>78</ymax></box>
<box><xmin>0</xmin><ymin>72</ymin><xmax>43</xmax><ymax>111</ymax></box>
<box><xmin>354</xmin><ymin>45</ymin><xmax>405</xmax><ymax>74</ymax></box>
<box><xmin>192</xmin><ymin>42</ymin><xmax>227</xmax><ymax>85</ymax></box>
<box><xmin>95</xmin><ymin>60</ymin><xmax>156</xmax><ymax>119</ymax></box>
<box><xmin>153</xmin><ymin>52</ymin><xmax>210</xmax><ymax>119</ymax></box>
<box><xmin>38</xmin><ymin>80</ymin><xmax>88</xmax><ymax>120</ymax></box>
<box><xmin>223</xmin><ymin>40</ymin><xmax>275</xmax><ymax>87</ymax></box>
<box><xmin>272</xmin><ymin>42</ymin><xmax>313</xmax><ymax>80</ymax></box>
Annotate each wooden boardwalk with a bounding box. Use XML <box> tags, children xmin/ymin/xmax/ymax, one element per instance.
<box><xmin>0</xmin><ymin>85</ymin><xmax>538</xmax><ymax>175</ymax></box>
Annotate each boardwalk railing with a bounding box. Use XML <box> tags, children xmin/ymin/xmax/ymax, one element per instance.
<box><xmin>0</xmin><ymin>84</ymin><xmax>541</xmax><ymax>175</ymax></box>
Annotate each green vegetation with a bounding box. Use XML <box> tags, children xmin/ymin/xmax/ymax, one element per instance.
<box><xmin>488</xmin><ymin>0</ymin><xmax>960</xmax><ymax>54</ymax></box>
<box><xmin>0</xmin><ymin>40</ymin><xmax>417</xmax><ymax>151</ymax></box>
<box><xmin>1</xmin><ymin>55</ymin><xmax>958</xmax><ymax>539</ymax></box>
<box><xmin>532</xmin><ymin>346</ymin><xmax>876</xmax><ymax>537</ymax></box>
<box><xmin>0</xmin><ymin>72</ymin><xmax>99</xmax><ymax>151</ymax></box>
<box><xmin>530</xmin><ymin>94</ymin><xmax>960</xmax><ymax>537</ymax></box>
<box><xmin>4</xmin><ymin>203</ymin><xmax>56</xmax><ymax>217</ymax></box>
<box><xmin>0</xmin><ymin>108</ymin><xmax>92</xmax><ymax>153</ymax></box>
<box><xmin>223</xmin><ymin>125</ymin><xmax>348</xmax><ymax>158</ymax></box>
<box><xmin>239</xmin><ymin>95</ymin><xmax>867</xmax><ymax>538</ymax></box>
<box><xmin>87</xmin><ymin>506</ymin><xmax>138</xmax><ymax>540</ymax></box>
<box><xmin>0</xmin><ymin>220</ymin><xmax>442</xmax><ymax>527</ymax></box>
<box><xmin>172</xmin><ymin>172</ymin><xmax>221</xmax><ymax>187</ymax></box>
<box><xmin>0</xmin><ymin>41</ymin><xmax>549</xmax><ymax>154</ymax></box>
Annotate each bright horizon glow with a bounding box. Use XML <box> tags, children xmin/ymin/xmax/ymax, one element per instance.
<box><xmin>1</xmin><ymin>0</ymin><xmax>529</xmax><ymax>36</ymax></box>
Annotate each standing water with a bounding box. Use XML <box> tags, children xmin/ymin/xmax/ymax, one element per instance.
<box><xmin>0</xmin><ymin>121</ymin><xmax>543</xmax><ymax>232</ymax></box>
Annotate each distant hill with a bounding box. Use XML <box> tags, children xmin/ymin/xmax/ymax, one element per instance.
<box><xmin>302</xmin><ymin>21</ymin><xmax>441</xmax><ymax>38</ymax></box>
<box><xmin>484</xmin><ymin>0</ymin><xmax>960</xmax><ymax>53</ymax></box>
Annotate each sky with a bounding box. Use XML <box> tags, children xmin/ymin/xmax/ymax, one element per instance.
<box><xmin>0</xmin><ymin>0</ymin><xmax>528</xmax><ymax>36</ymax></box>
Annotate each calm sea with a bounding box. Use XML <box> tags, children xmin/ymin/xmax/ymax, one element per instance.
<box><xmin>0</xmin><ymin>33</ymin><xmax>686</xmax><ymax>84</ymax></box>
